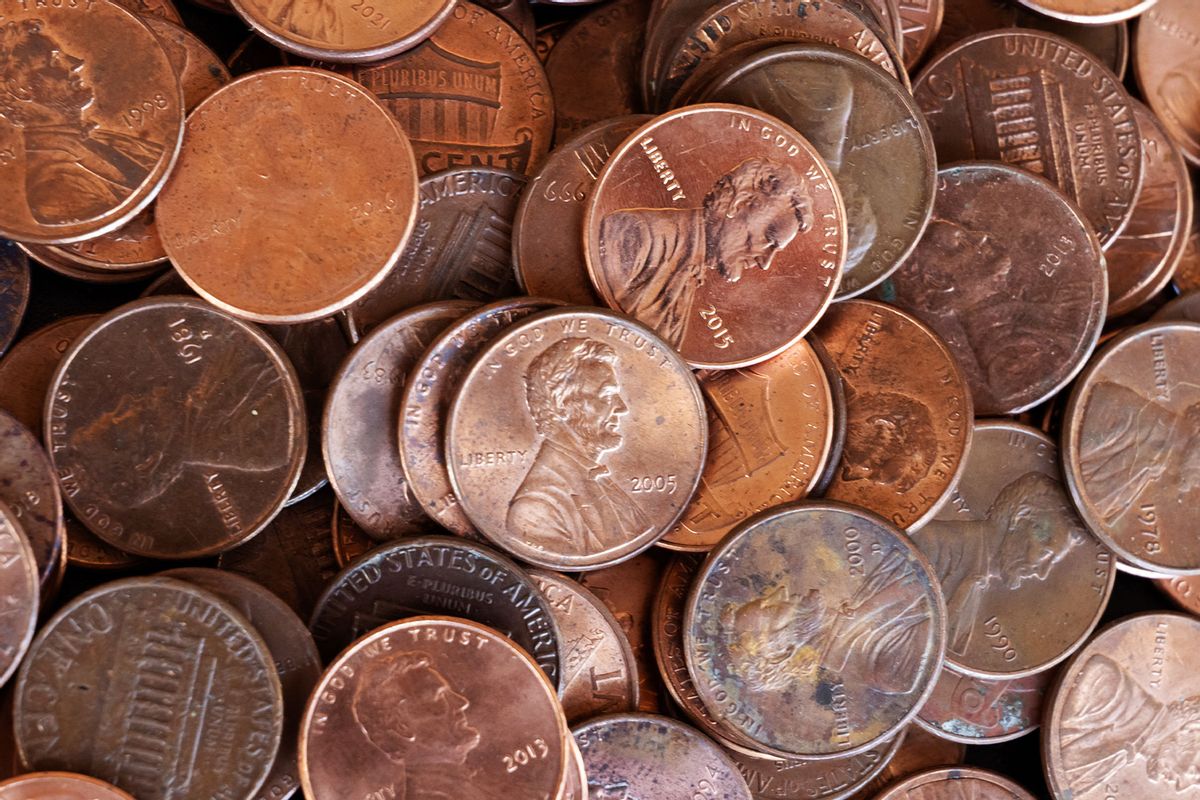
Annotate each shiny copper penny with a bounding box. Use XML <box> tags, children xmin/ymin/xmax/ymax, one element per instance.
<box><xmin>447</xmin><ymin>307</ymin><xmax>707</xmax><ymax>569</ymax></box>
<box><xmin>17</xmin><ymin>243</ymin><xmax>162</xmax><ymax>284</ymax></box>
<box><xmin>813</xmin><ymin>300</ymin><xmax>973</xmax><ymax>531</ymax></box>
<box><xmin>157</xmin><ymin>67</ymin><xmax>419</xmax><ymax>324</ymax></box>
<box><xmin>0</xmin><ymin>242</ymin><xmax>29</xmax><ymax>359</ymax></box>
<box><xmin>115</xmin><ymin>0</ymin><xmax>182</xmax><ymax>21</ymax></box>
<box><xmin>46</xmin><ymin>297</ymin><xmax>306</xmax><ymax>559</ymax></box>
<box><xmin>301</xmin><ymin>616</ymin><xmax>568</xmax><ymax>800</ymax></box>
<box><xmin>14</xmin><ymin>576</ymin><xmax>283</xmax><ymax>800</ymax></box>
<box><xmin>914</xmin><ymin>29</ymin><xmax>1143</xmax><ymax>248</ymax></box>
<box><xmin>686</xmin><ymin>502</ymin><xmax>947</xmax><ymax>759</ymax></box>
<box><xmin>331</xmin><ymin>498</ymin><xmax>374</xmax><ymax>567</ymax></box>
<box><xmin>585</xmin><ymin>105</ymin><xmax>846</xmax><ymax>368</ymax></box>
<box><xmin>730</xmin><ymin>736</ymin><xmax>903</xmax><ymax>800</ymax></box>
<box><xmin>1136</xmin><ymin>0</ymin><xmax>1200</xmax><ymax>168</ymax></box>
<box><xmin>0</xmin><ymin>411</ymin><xmax>63</xmax><ymax>592</ymax></box>
<box><xmin>1156</xmin><ymin>574</ymin><xmax>1200</xmax><ymax>615</ymax></box>
<box><xmin>1019</xmin><ymin>0</ymin><xmax>1158</xmax><ymax>23</ymax></box>
<box><xmin>849</xmin><ymin>727</ymin><xmax>965</xmax><ymax>799</ymax></box>
<box><xmin>325</xmin><ymin>300</ymin><xmax>473</xmax><ymax>541</ymax></box>
<box><xmin>916</xmin><ymin>666</ymin><xmax>1050</xmax><ymax>745</ymax></box>
<box><xmin>0</xmin><ymin>0</ymin><xmax>184</xmax><ymax>245</ymax></box>
<box><xmin>0</xmin><ymin>772</ymin><xmax>135</xmax><ymax>800</ymax></box>
<box><xmin>351</xmin><ymin>2</ymin><xmax>553</xmax><ymax>176</ymax></box>
<box><xmin>0</xmin><ymin>504</ymin><xmax>36</xmax><ymax>689</ymax></box>
<box><xmin>898</xmin><ymin>0</ymin><xmax>944</xmax><ymax>69</ymax></box>
<box><xmin>876</xmin><ymin>767</ymin><xmax>1037</xmax><ymax>799</ymax></box>
<box><xmin>1063</xmin><ymin>322</ymin><xmax>1200</xmax><ymax>575</ymax></box>
<box><xmin>0</xmin><ymin>315</ymin><xmax>96</xmax><ymax>436</ymax></box>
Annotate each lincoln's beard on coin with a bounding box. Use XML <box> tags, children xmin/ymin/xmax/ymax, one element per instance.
<box><xmin>588</xmin><ymin>780</ymin><xmax>635</xmax><ymax>799</ymax></box>
<box><xmin>596</xmin><ymin>157</ymin><xmax>813</xmax><ymax>347</ymax></box>
<box><xmin>260</xmin><ymin>0</ymin><xmax>344</xmax><ymax>42</ymax></box>
<box><xmin>841</xmin><ymin>385</ymin><xmax>938</xmax><ymax>493</ymax></box>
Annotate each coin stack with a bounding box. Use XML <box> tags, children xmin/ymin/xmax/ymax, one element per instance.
<box><xmin>0</xmin><ymin>0</ymin><xmax>1197</xmax><ymax>797</ymax></box>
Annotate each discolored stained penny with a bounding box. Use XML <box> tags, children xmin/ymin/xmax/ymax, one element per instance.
<box><xmin>45</xmin><ymin>297</ymin><xmax>306</xmax><ymax>559</ymax></box>
<box><xmin>813</xmin><ymin>300</ymin><xmax>973</xmax><ymax>531</ymax></box>
<box><xmin>14</xmin><ymin>577</ymin><xmax>284</xmax><ymax>800</ymax></box>
<box><xmin>914</xmin><ymin>29</ymin><xmax>1143</xmax><ymax>248</ymax></box>
<box><xmin>514</xmin><ymin>116</ymin><xmax>648</xmax><ymax>306</ymax></box>
<box><xmin>730</xmin><ymin>734</ymin><xmax>903</xmax><ymax>800</ymax></box>
<box><xmin>1062</xmin><ymin>322</ymin><xmax>1200</xmax><ymax>575</ymax></box>
<box><xmin>897</xmin><ymin>0</ymin><xmax>944</xmax><ymax>69</ymax></box>
<box><xmin>0</xmin><ymin>0</ymin><xmax>184</xmax><ymax>245</ymax></box>
<box><xmin>1156</xmin><ymin>575</ymin><xmax>1200</xmax><ymax>616</ymax></box>
<box><xmin>157</xmin><ymin>68</ymin><xmax>419</xmax><ymax>324</ymax></box>
<box><xmin>301</xmin><ymin>616</ymin><xmax>568</xmax><ymax>800</ymax></box>
<box><xmin>662</xmin><ymin>338</ymin><xmax>834</xmax><ymax>552</ymax></box>
<box><xmin>0</xmin><ymin>772</ymin><xmax>136</xmax><ymax>800</ymax></box>
<box><xmin>347</xmin><ymin>169</ymin><xmax>525</xmax><ymax>341</ymax></box>
<box><xmin>350</xmin><ymin>2</ymin><xmax>553</xmax><ymax>176</ymax></box>
<box><xmin>0</xmin><ymin>504</ymin><xmax>36</xmax><ymax>689</ymax></box>
<box><xmin>702</xmin><ymin>44</ymin><xmax>937</xmax><ymax>299</ymax></box>
<box><xmin>325</xmin><ymin>300</ymin><xmax>474</xmax><ymax>541</ymax></box>
<box><xmin>0</xmin><ymin>315</ymin><xmax>96</xmax><ymax>436</ymax></box>
<box><xmin>0</xmin><ymin>411</ymin><xmax>64</xmax><ymax>592</ymax></box>
<box><xmin>916</xmin><ymin>666</ymin><xmax>1050</xmax><ymax>745</ymax></box>
<box><xmin>447</xmin><ymin>307</ymin><xmax>707</xmax><ymax>569</ymax></box>
<box><xmin>849</xmin><ymin>726</ymin><xmax>965</xmax><ymax>799</ymax></box>
<box><xmin>876</xmin><ymin>767</ymin><xmax>1037</xmax><ymax>799</ymax></box>
<box><xmin>0</xmin><ymin>242</ymin><xmax>29</xmax><ymax>359</ymax></box>
<box><xmin>685</xmin><ymin>502</ymin><xmax>947</xmax><ymax>759</ymax></box>
<box><xmin>1136</xmin><ymin>0</ymin><xmax>1200</xmax><ymax>168</ymax></box>
<box><xmin>331</xmin><ymin>499</ymin><xmax>373</xmax><ymax>567</ymax></box>
<box><xmin>1017</xmin><ymin>0</ymin><xmax>1157</xmax><ymax>24</ymax></box>
<box><xmin>585</xmin><ymin>105</ymin><xmax>846</xmax><ymax>368</ymax></box>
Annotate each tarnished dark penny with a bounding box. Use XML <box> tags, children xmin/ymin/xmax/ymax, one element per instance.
<box><xmin>572</xmin><ymin>713</ymin><xmax>752</xmax><ymax>799</ymax></box>
<box><xmin>730</xmin><ymin>735</ymin><xmax>903</xmax><ymax>800</ymax></box>
<box><xmin>898</xmin><ymin>0</ymin><xmax>944</xmax><ymax>69</ymax></box>
<box><xmin>157</xmin><ymin>68</ymin><xmax>419</xmax><ymax>324</ymax></box>
<box><xmin>331</xmin><ymin>499</ymin><xmax>374</xmax><ymax>567</ymax></box>
<box><xmin>876</xmin><ymin>767</ymin><xmax>1037</xmax><ymax>799</ymax></box>
<box><xmin>301</xmin><ymin>615</ymin><xmax>568</xmax><ymax>800</ymax></box>
<box><xmin>401</xmin><ymin>297</ymin><xmax>560</xmax><ymax>538</ymax></box>
<box><xmin>585</xmin><ymin>104</ymin><xmax>847</xmax><ymax>369</ymax></box>
<box><xmin>916</xmin><ymin>666</ymin><xmax>1050</xmax><ymax>745</ymax></box>
<box><xmin>514</xmin><ymin>116</ymin><xmax>648</xmax><ymax>307</ymax></box>
<box><xmin>529</xmin><ymin>569</ymin><xmax>639</xmax><ymax>722</ymax></box>
<box><xmin>0</xmin><ymin>242</ymin><xmax>29</xmax><ymax>359</ymax></box>
<box><xmin>346</xmin><ymin>169</ymin><xmax>526</xmax><ymax>340</ymax></box>
<box><xmin>350</xmin><ymin>2</ymin><xmax>553</xmax><ymax>176</ymax></box>
<box><xmin>914</xmin><ymin>29</ymin><xmax>1143</xmax><ymax>248</ymax></box>
<box><xmin>46</xmin><ymin>297</ymin><xmax>306</xmax><ymax>559</ymax></box>
<box><xmin>309</xmin><ymin>535</ymin><xmax>562</xmax><ymax>686</ymax></box>
<box><xmin>0</xmin><ymin>411</ymin><xmax>64</xmax><ymax>592</ymax></box>
<box><xmin>849</xmin><ymin>726</ymin><xmax>965</xmax><ymax>799</ymax></box>
<box><xmin>0</xmin><ymin>504</ymin><xmax>36</xmax><ymax>689</ymax></box>
<box><xmin>685</xmin><ymin>502</ymin><xmax>947</xmax><ymax>759</ymax></box>
<box><xmin>1136</xmin><ymin>0</ymin><xmax>1200</xmax><ymax>167</ymax></box>
<box><xmin>813</xmin><ymin>300</ymin><xmax>973</xmax><ymax>531</ymax></box>
<box><xmin>14</xmin><ymin>577</ymin><xmax>284</xmax><ymax>800</ymax></box>
<box><xmin>325</xmin><ymin>300</ymin><xmax>473</xmax><ymax>541</ymax></box>
<box><xmin>1018</xmin><ymin>0</ymin><xmax>1156</xmax><ymax>24</ymax></box>
<box><xmin>662</xmin><ymin>338</ymin><xmax>834</xmax><ymax>552</ymax></box>
<box><xmin>0</xmin><ymin>0</ymin><xmax>184</xmax><ymax>244</ymax></box>
<box><xmin>702</xmin><ymin>44</ymin><xmax>937</xmax><ymax>299</ymax></box>
<box><xmin>1062</xmin><ymin>322</ymin><xmax>1200</xmax><ymax>575</ymax></box>
<box><xmin>1154</xmin><ymin>291</ymin><xmax>1200</xmax><ymax>324</ymax></box>
<box><xmin>0</xmin><ymin>772</ymin><xmax>135</xmax><ymax>800</ymax></box>
<box><xmin>0</xmin><ymin>315</ymin><xmax>96</xmax><ymax>436</ymax></box>
<box><xmin>1156</xmin><ymin>575</ymin><xmax>1200</xmax><ymax>616</ymax></box>
<box><xmin>447</xmin><ymin>307</ymin><xmax>707</xmax><ymax>569</ymax></box>
<box><xmin>535</xmin><ymin>20</ymin><xmax>570</xmax><ymax>61</ymax></box>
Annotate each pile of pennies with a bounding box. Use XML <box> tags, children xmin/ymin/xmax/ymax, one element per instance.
<box><xmin>0</xmin><ymin>0</ymin><xmax>1199</xmax><ymax>796</ymax></box>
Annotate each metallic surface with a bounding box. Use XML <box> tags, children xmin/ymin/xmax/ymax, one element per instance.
<box><xmin>0</xmin><ymin>411</ymin><xmax>64</xmax><ymax>592</ymax></box>
<box><xmin>916</xmin><ymin>667</ymin><xmax>1051</xmax><ymax>745</ymax></box>
<box><xmin>0</xmin><ymin>772</ymin><xmax>136</xmax><ymax>800</ymax></box>
<box><xmin>0</xmin><ymin>242</ymin><xmax>30</xmax><ymax>359</ymax></box>
<box><xmin>875</xmin><ymin>766</ymin><xmax>1038</xmax><ymax>799</ymax></box>
<box><xmin>0</xmin><ymin>505</ymin><xmax>36</xmax><ymax>689</ymax></box>
<box><xmin>1136</xmin><ymin>0</ymin><xmax>1200</xmax><ymax>166</ymax></box>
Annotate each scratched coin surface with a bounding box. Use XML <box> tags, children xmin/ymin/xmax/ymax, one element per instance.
<box><xmin>0</xmin><ymin>504</ymin><xmax>36</xmax><ymax>689</ymax></box>
<box><xmin>729</xmin><ymin>734</ymin><xmax>903</xmax><ymax>800</ymax></box>
<box><xmin>45</xmin><ymin>297</ymin><xmax>306</xmax><ymax>559</ymax></box>
<box><xmin>876</xmin><ymin>766</ymin><xmax>1037</xmax><ymax>799</ymax></box>
<box><xmin>447</xmin><ymin>307</ymin><xmax>707</xmax><ymax>570</ymax></box>
<box><xmin>1136</xmin><ymin>0</ymin><xmax>1200</xmax><ymax>166</ymax></box>
<box><xmin>0</xmin><ymin>242</ymin><xmax>29</xmax><ymax>358</ymax></box>
<box><xmin>686</xmin><ymin>502</ymin><xmax>947</xmax><ymax>759</ymax></box>
<box><xmin>14</xmin><ymin>577</ymin><xmax>283</xmax><ymax>800</ymax></box>
<box><xmin>916</xmin><ymin>666</ymin><xmax>1051</xmax><ymax>745</ymax></box>
<box><xmin>0</xmin><ymin>772</ymin><xmax>136</xmax><ymax>800</ymax></box>
<box><xmin>0</xmin><ymin>410</ymin><xmax>64</xmax><ymax>592</ymax></box>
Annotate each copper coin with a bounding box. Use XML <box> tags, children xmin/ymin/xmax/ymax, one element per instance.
<box><xmin>585</xmin><ymin>104</ymin><xmax>846</xmax><ymax>368</ymax></box>
<box><xmin>662</xmin><ymin>338</ymin><xmax>835</xmax><ymax>552</ymax></box>
<box><xmin>350</xmin><ymin>1</ymin><xmax>553</xmax><ymax>176</ymax></box>
<box><xmin>1044</xmin><ymin>612</ymin><xmax>1200</xmax><ymax>798</ymax></box>
<box><xmin>916</xmin><ymin>666</ymin><xmax>1050</xmax><ymax>745</ymax></box>
<box><xmin>0</xmin><ymin>315</ymin><xmax>96</xmax><ymax>436</ymax></box>
<box><xmin>1175</xmin><ymin>177</ymin><xmax>1200</xmax><ymax>293</ymax></box>
<box><xmin>572</xmin><ymin>713</ymin><xmax>753</xmax><ymax>799</ymax></box>
<box><xmin>46</xmin><ymin>297</ymin><xmax>306</xmax><ymax>559</ymax></box>
<box><xmin>0</xmin><ymin>242</ymin><xmax>29</xmax><ymax>359</ymax></box>
<box><xmin>1062</xmin><ymin>321</ymin><xmax>1200</xmax><ymax>574</ymax></box>
<box><xmin>702</xmin><ymin>44</ymin><xmax>938</xmax><ymax>299</ymax></box>
<box><xmin>535</xmin><ymin>20</ymin><xmax>570</xmax><ymax>61</ymax></box>
<box><xmin>529</xmin><ymin>569</ymin><xmax>639</xmax><ymax>722</ymax></box>
<box><xmin>513</xmin><ymin>116</ymin><xmax>649</xmax><ymax>307</ymax></box>
<box><xmin>685</xmin><ymin>502</ymin><xmax>947</xmax><ymax>759</ymax></box>
<box><xmin>1137</xmin><ymin>0</ymin><xmax>1200</xmax><ymax>166</ymax></box>
<box><xmin>914</xmin><ymin>29</ymin><xmax>1143</xmax><ymax>248</ymax></box>
<box><xmin>447</xmin><ymin>307</ymin><xmax>707</xmax><ymax>569</ymax></box>
<box><xmin>730</xmin><ymin>735</ymin><xmax>903</xmax><ymax>800</ymax></box>
<box><xmin>0</xmin><ymin>773</ymin><xmax>135</xmax><ymax>800</ymax></box>
<box><xmin>1154</xmin><ymin>290</ymin><xmax>1200</xmax><ymax>323</ymax></box>
<box><xmin>1018</xmin><ymin>0</ymin><xmax>1156</xmax><ymax>24</ymax></box>
<box><xmin>308</xmin><ymin>535</ymin><xmax>562</xmax><ymax>686</ymax></box>
<box><xmin>325</xmin><ymin>300</ymin><xmax>473</xmax><ymax>541</ymax></box>
<box><xmin>813</xmin><ymin>300</ymin><xmax>973</xmax><ymax>531</ymax></box>
<box><xmin>157</xmin><ymin>67</ymin><xmax>419</xmax><ymax>324</ymax></box>
<box><xmin>867</xmin><ymin>0</ymin><xmax>906</xmax><ymax>56</ymax></box>
<box><xmin>331</xmin><ymin>498</ymin><xmax>374</xmax><ymax>567</ymax></box>
<box><xmin>0</xmin><ymin>411</ymin><xmax>64</xmax><ymax>592</ymax></box>
<box><xmin>876</xmin><ymin>767</ymin><xmax>1037</xmax><ymax>799</ymax></box>
<box><xmin>300</xmin><ymin>615</ymin><xmax>568</xmax><ymax>800</ymax></box>
<box><xmin>849</xmin><ymin>727</ymin><xmax>965</xmax><ymax>799</ymax></box>
<box><xmin>898</xmin><ymin>0</ymin><xmax>945</xmax><ymax>69</ymax></box>
<box><xmin>14</xmin><ymin>576</ymin><xmax>284</xmax><ymax>800</ymax></box>
<box><xmin>346</xmin><ymin>168</ymin><xmax>525</xmax><ymax>341</ymax></box>
<box><xmin>1156</xmin><ymin>575</ymin><xmax>1200</xmax><ymax>615</ymax></box>
<box><xmin>115</xmin><ymin>0</ymin><xmax>182</xmax><ymax>21</ymax></box>
<box><xmin>0</xmin><ymin>0</ymin><xmax>184</xmax><ymax>245</ymax></box>
<box><xmin>17</xmin><ymin>244</ymin><xmax>163</xmax><ymax>284</ymax></box>
<box><xmin>560</xmin><ymin>739</ymin><xmax>587</xmax><ymax>800</ymax></box>
<box><xmin>401</xmin><ymin>297</ymin><xmax>560</xmax><ymax>538</ymax></box>
<box><xmin>473</xmin><ymin>0</ymin><xmax>535</xmax><ymax>48</ymax></box>
<box><xmin>227</xmin><ymin>33</ymin><xmax>291</xmax><ymax>74</ymax></box>
<box><xmin>0</xmin><ymin>504</ymin><xmax>36</xmax><ymax>689</ymax></box>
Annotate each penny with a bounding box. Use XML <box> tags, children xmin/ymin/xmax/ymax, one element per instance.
<box><xmin>916</xmin><ymin>666</ymin><xmax>1050</xmax><ymax>745</ymax></box>
<box><xmin>686</xmin><ymin>502</ymin><xmax>947</xmax><ymax>759</ymax></box>
<box><xmin>0</xmin><ymin>0</ymin><xmax>184</xmax><ymax>244</ymax></box>
<box><xmin>325</xmin><ymin>300</ymin><xmax>474</xmax><ymax>541</ymax></box>
<box><xmin>331</xmin><ymin>499</ymin><xmax>374</xmax><ymax>567</ymax></box>
<box><xmin>535</xmin><ymin>20</ymin><xmax>570</xmax><ymax>62</ymax></box>
<box><xmin>875</xmin><ymin>767</ymin><xmax>1037</xmax><ymax>799</ymax></box>
<box><xmin>913</xmin><ymin>29</ymin><xmax>1143</xmax><ymax>247</ymax></box>
<box><xmin>867</xmin><ymin>0</ymin><xmax>905</xmax><ymax>57</ymax></box>
<box><xmin>513</xmin><ymin>116</ymin><xmax>648</xmax><ymax>307</ymax></box>
<box><xmin>0</xmin><ymin>242</ymin><xmax>29</xmax><ymax>359</ymax></box>
<box><xmin>46</xmin><ymin>297</ymin><xmax>306</xmax><ymax>559</ymax></box>
<box><xmin>401</xmin><ymin>297</ymin><xmax>560</xmax><ymax>538</ymax></box>
<box><xmin>1156</xmin><ymin>575</ymin><xmax>1200</xmax><ymax>615</ymax></box>
<box><xmin>447</xmin><ymin>307</ymin><xmax>707</xmax><ymax>569</ymax></box>
<box><xmin>0</xmin><ymin>315</ymin><xmax>97</xmax><ymax>436</ymax></box>
<box><xmin>0</xmin><ymin>411</ymin><xmax>64</xmax><ymax>592</ymax></box>
<box><xmin>572</xmin><ymin>713</ymin><xmax>753</xmax><ymax>799</ymax></box>
<box><xmin>1136</xmin><ymin>0</ymin><xmax>1200</xmax><ymax>167</ymax></box>
<box><xmin>810</xmin><ymin>335</ymin><xmax>849</xmax><ymax>496</ymax></box>
<box><xmin>476</xmin><ymin>0</ymin><xmax>535</xmax><ymax>48</ymax></box>
<box><xmin>1175</xmin><ymin>180</ymin><xmax>1200</xmax><ymax>293</ymax></box>
<box><xmin>560</xmin><ymin>739</ymin><xmax>587</xmax><ymax>800</ymax></box>
<box><xmin>813</xmin><ymin>300</ymin><xmax>973</xmax><ymax>531</ymax></box>
<box><xmin>730</xmin><ymin>735</ymin><xmax>903</xmax><ymax>800</ymax></box>
<box><xmin>115</xmin><ymin>0</ymin><xmax>182</xmax><ymax>21</ymax></box>
<box><xmin>346</xmin><ymin>168</ymin><xmax>525</xmax><ymax>341</ymax></box>
<box><xmin>157</xmin><ymin>68</ymin><xmax>419</xmax><ymax>324</ymax></box>
<box><xmin>1017</xmin><ymin>0</ymin><xmax>1157</xmax><ymax>24</ymax></box>
<box><xmin>227</xmin><ymin>33</ymin><xmax>291</xmax><ymax>74</ymax></box>
<box><xmin>585</xmin><ymin>105</ymin><xmax>846</xmax><ymax>368</ymax></box>
<box><xmin>17</xmin><ymin>244</ymin><xmax>163</xmax><ymax>284</ymax></box>
<box><xmin>45</xmin><ymin>213</ymin><xmax>167</xmax><ymax>274</ymax></box>
<box><xmin>350</xmin><ymin>1</ymin><xmax>553</xmax><ymax>177</ymax></box>
<box><xmin>849</xmin><ymin>726</ymin><xmax>966</xmax><ymax>799</ymax></box>
<box><xmin>1062</xmin><ymin>322</ymin><xmax>1200</xmax><ymax>575</ymax></box>
<box><xmin>529</xmin><ymin>569</ymin><xmax>639</xmax><ymax>722</ymax></box>
<box><xmin>1154</xmin><ymin>291</ymin><xmax>1200</xmax><ymax>323</ymax></box>
<box><xmin>897</xmin><ymin>0</ymin><xmax>944</xmax><ymax>69</ymax></box>
<box><xmin>301</xmin><ymin>615</ymin><xmax>567</xmax><ymax>800</ymax></box>
<box><xmin>0</xmin><ymin>504</ymin><xmax>36</xmax><ymax>689</ymax></box>
<box><xmin>14</xmin><ymin>576</ymin><xmax>284</xmax><ymax>800</ymax></box>
<box><xmin>662</xmin><ymin>338</ymin><xmax>835</xmax><ymax>552</ymax></box>
<box><xmin>0</xmin><ymin>773</ymin><xmax>135</xmax><ymax>800</ymax></box>
<box><xmin>702</xmin><ymin>44</ymin><xmax>937</xmax><ymax>299</ymax></box>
